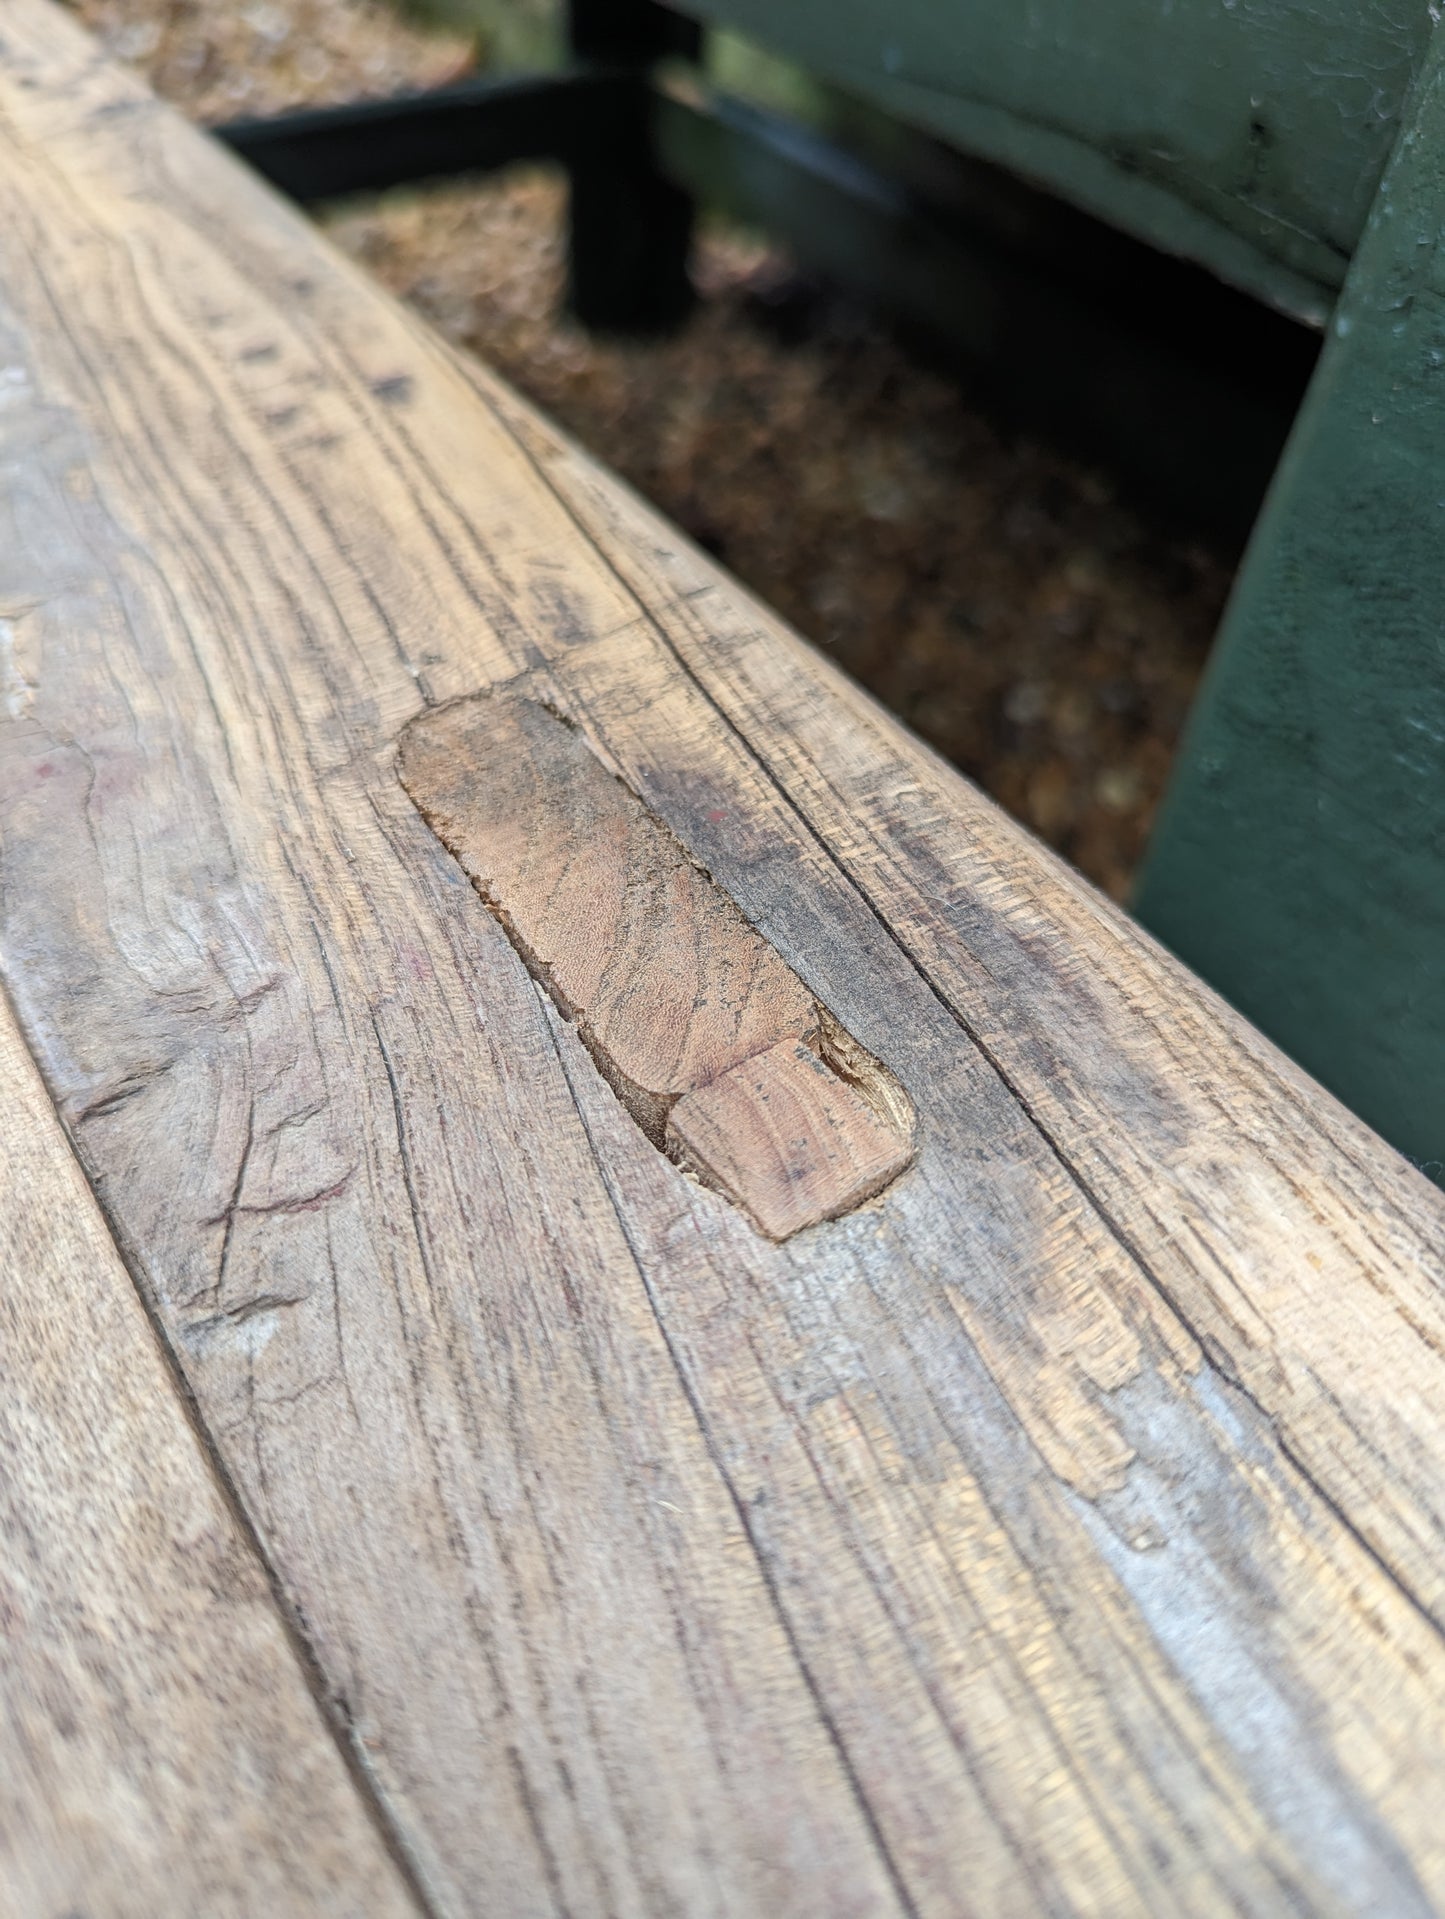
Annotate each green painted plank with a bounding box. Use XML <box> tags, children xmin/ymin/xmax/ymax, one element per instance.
<box><xmin>673</xmin><ymin>0</ymin><xmax>1430</xmax><ymax>318</ymax></box>
<box><xmin>1136</xmin><ymin>21</ymin><xmax>1445</xmax><ymax>1177</ymax></box>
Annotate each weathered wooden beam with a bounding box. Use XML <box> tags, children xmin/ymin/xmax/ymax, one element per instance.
<box><xmin>3</xmin><ymin>4</ymin><xmax>1445</xmax><ymax>1910</ymax></box>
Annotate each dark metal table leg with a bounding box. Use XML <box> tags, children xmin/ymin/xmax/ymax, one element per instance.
<box><xmin>565</xmin><ymin>0</ymin><xmax>701</xmax><ymax>332</ymax></box>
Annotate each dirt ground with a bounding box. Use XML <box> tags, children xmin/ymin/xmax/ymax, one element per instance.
<box><xmin>68</xmin><ymin>0</ymin><xmax>1235</xmax><ymax>900</ymax></box>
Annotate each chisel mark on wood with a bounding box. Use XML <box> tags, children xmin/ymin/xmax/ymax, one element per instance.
<box><xmin>397</xmin><ymin>689</ymin><xmax>914</xmax><ymax>1236</ymax></box>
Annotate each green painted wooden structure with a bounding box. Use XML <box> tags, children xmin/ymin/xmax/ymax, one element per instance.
<box><xmin>1136</xmin><ymin>33</ymin><xmax>1445</xmax><ymax>1177</ymax></box>
<box><xmin>678</xmin><ymin>0</ymin><xmax>1426</xmax><ymax>324</ymax></box>
<box><xmin>671</xmin><ymin>0</ymin><xmax>1445</xmax><ymax>1177</ymax></box>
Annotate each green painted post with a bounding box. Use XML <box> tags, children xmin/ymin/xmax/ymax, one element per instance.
<box><xmin>1135</xmin><ymin>23</ymin><xmax>1445</xmax><ymax>1176</ymax></box>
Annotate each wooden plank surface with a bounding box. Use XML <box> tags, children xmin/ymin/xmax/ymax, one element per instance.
<box><xmin>0</xmin><ymin>991</ymin><xmax>418</xmax><ymax>1914</ymax></box>
<box><xmin>3</xmin><ymin>4</ymin><xmax>1445</xmax><ymax>1912</ymax></box>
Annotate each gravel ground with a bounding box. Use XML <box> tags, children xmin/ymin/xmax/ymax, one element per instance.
<box><xmin>68</xmin><ymin>0</ymin><xmax>1235</xmax><ymax>900</ymax></box>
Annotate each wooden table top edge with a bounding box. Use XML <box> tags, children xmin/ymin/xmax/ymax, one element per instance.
<box><xmin>2</xmin><ymin>4</ymin><xmax>1445</xmax><ymax>1913</ymax></box>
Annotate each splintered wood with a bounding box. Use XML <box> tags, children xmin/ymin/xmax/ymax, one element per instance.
<box><xmin>398</xmin><ymin>690</ymin><xmax>914</xmax><ymax>1237</ymax></box>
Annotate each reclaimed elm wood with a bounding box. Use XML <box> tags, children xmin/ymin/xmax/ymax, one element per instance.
<box><xmin>4</xmin><ymin>4</ymin><xmax>1445</xmax><ymax>1913</ymax></box>
<box><xmin>0</xmin><ymin>991</ymin><xmax>417</xmax><ymax>1916</ymax></box>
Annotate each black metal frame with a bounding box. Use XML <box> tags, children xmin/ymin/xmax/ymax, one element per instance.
<box><xmin>220</xmin><ymin>0</ymin><xmax>699</xmax><ymax>335</ymax></box>
<box><xmin>218</xmin><ymin>68</ymin><xmax>635</xmax><ymax>206</ymax></box>
<box><xmin>214</xmin><ymin>0</ymin><xmax>1318</xmax><ymax>532</ymax></box>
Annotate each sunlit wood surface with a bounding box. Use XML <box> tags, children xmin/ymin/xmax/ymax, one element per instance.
<box><xmin>4</xmin><ymin>5</ymin><xmax>1445</xmax><ymax>1912</ymax></box>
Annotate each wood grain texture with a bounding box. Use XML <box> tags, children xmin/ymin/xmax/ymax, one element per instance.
<box><xmin>399</xmin><ymin>687</ymin><xmax>912</xmax><ymax>1232</ymax></box>
<box><xmin>667</xmin><ymin>1036</ymin><xmax>913</xmax><ymax>1238</ymax></box>
<box><xmin>400</xmin><ymin>691</ymin><xmax>817</xmax><ymax>1125</ymax></box>
<box><xmin>0</xmin><ymin>992</ymin><xmax>417</xmax><ymax>1916</ymax></box>
<box><xmin>3</xmin><ymin>6</ymin><xmax>1445</xmax><ymax>1913</ymax></box>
